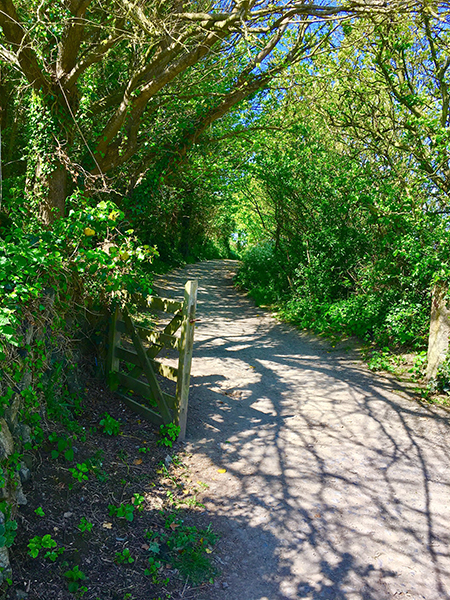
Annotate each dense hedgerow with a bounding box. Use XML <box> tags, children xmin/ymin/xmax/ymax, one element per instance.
<box><xmin>236</xmin><ymin>226</ymin><xmax>440</xmax><ymax>351</ymax></box>
<box><xmin>0</xmin><ymin>196</ymin><xmax>157</xmax><ymax>354</ymax></box>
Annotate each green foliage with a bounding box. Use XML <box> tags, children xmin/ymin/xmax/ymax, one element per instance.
<box><xmin>409</xmin><ymin>351</ymin><xmax>428</xmax><ymax>380</ymax></box>
<box><xmin>132</xmin><ymin>493</ymin><xmax>145</xmax><ymax>510</ymax></box>
<box><xmin>69</xmin><ymin>463</ymin><xmax>89</xmax><ymax>486</ymax></box>
<box><xmin>99</xmin><ymin>413</ymin><xmax>121</xmax><ymax>436</ymax></box>
<box><xmin>115</xmin><ymin>548</ymin><xmax>134</xmax><ymax>565</ymax></box>
<box><xmin>34</xmin><ymin>507</ymin><xmax>45</xmax><ymax>517</ymax></box>
<box><xmin>233</xmin><ymin>117</ymin><xmax>441</xmax><ymax>352</ymax></box>
<box><xmin>144</xmin><ymin>556</ymin><xmax>163</xmax><ymax>582</ymax></box>
<box><xmin>0</xmin><ymin>196</ymin><xmax>157</xmax><ymax>537</ymax></box>
<box><xmin>431</xmin><ymin>356</ymin><xmax>450</xmax><ymax>394</ymax></box>
<box><xmin>157</xmin><ymin>423</ymin><xmax>180</xmax><ymax>448</ymax></box>
<box><xmin>77</xmin><ymin>517</ymin><xmax>93</xmax><ymax>534</ymax></box>
<box><xmin>44</xmin><ymin>364</ymin><xmax>84</xmax><ymax>434</ymax></box>
<box><xmin>108</xmin><ymin>502</ymin><xmax>135</xmax><ymax>522</ymax></box>
<box><xmin>0</xmin><ymin>197</ymin><xmax>156</xmax><ymax>354</ymax></box>
<box><xmin>27</xmin><ymin>534</ymin><xmax>62</xmax><ymax>560</ymax></box>
<box><xmin>235</xmin><ymin>242</ymin><xmax>290</xmax><ymax>305</ymax></box>
<box><xmin>0</xmin><ymin>504</ymin><xmax>17</xmax><ymax>548</ymax></box>
<box><xmin>48</xmin><ymin>432</ymin><xmax>74</xmax><ymax>461</ymax></box>
<box><xmin>63</xmin><ymin>565</ymin><xmax>87</xmax><ymax>595</ymax></box>
<box><xmin>145</xmin><ymin>516</ymin><xmax>219</xmax><ymax>584</ymax></box>
<box><xmin>44</xmin><ymin>547</ymin><xmax>65</xmax><ymax>563</ymax></box>
<box><xmin>367</xmin><ymin>349</ymin><xmax>396</xmax><ymax>373</ymax></box>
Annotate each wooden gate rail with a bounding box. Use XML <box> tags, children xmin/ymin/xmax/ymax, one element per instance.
<box><xmin>106</xmin><ymin>280</ymin><xmax>198</xmax><ymax>440</ymax></box>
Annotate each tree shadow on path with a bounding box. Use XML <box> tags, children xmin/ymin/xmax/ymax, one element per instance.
<box><xmin>155</xmin><ymin>260</ymin><xmax>450</xmax><ymax>600</ymax></box>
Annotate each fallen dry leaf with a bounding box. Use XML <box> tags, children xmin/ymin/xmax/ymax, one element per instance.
<box><xmin>169</xmin><ymin>522</ymin><xmax>179</xmax><ymax>531</ymax></box>
<box><xmin>134</xmin><ymin>458</ymin><xmax>143</xmax><ymax>465</ymax></box>
<box><xmin>217</xmin><ymin>468</ymin><xmax>227</xmax><ymax>474</ymax></box>
<box><xmin>103</xmin><ymin>522</ymin><xmax>113</xmax><ymax>529</ymax></box>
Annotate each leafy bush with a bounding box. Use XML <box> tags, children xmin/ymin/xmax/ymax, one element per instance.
<box><xmin>235</xmin><ymin>242</ymin><xmax>291</xmax><ymax>304</ymax></box>
<box><xmin>238</xmin><ymin>235</ymin><xmax>432</xmax><ymax>350</ymax></box>
<box><xmin>0</xmin><ymin>196</ymin><xmax>157</xmax><ymax>354</ymax></box>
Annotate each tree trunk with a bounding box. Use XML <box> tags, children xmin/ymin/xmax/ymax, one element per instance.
<box><xmin>180</xmin><ymin>200</ymin><xmax>193</xmax><ymax>259</ymax></box>
<box><xmin>38</xmin><ymin>163</ymin><xmax>67</xmax><ymax>225</ymax></box>
<box><xmin>426</xmin><ymin>284</ymin><xmax>450</xmax><ymax>381</ymax></box>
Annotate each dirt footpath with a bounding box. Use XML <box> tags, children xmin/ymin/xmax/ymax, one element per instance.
<box><xmin>155</xmin><ymin>260</ymin><xmax>450</xmax><ymax>600</ymax></box>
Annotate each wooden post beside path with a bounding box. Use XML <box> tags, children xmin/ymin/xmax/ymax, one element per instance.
<box><xmin>175</xmin><ymin>280</ymin><xmax>198</xmax><ymax>440</ymax></box>
<box><xmin>107</xmin><ymin>306</ymin><xmax>121</xmax><ymax>391</ymax></box>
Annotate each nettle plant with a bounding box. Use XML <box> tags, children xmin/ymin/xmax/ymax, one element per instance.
<box><xmin>145</xmin><ymin>514</ymin><xmax>219</xmax><ymax>584</ymax></box>
<box><xmin>63</xmin><ymin>565</ymin><xmax>87</xmax><ymax>596</ymax></box>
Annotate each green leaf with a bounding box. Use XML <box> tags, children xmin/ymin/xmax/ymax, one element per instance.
<box><xmin>64</xmin><ymin>448</ymin><xmax>74</xmax><ymax>461</ymax></box>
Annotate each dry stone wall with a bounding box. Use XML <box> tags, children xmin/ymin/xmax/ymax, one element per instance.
<box><xmin>0</xmin><ymin>301</ymin><xmax>108</xmax><ymax>582</ymax></box>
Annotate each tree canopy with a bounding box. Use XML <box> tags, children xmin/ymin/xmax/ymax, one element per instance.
<box><xmin>1</xmin><ymin>0</ymin><xmax>450</xmax><ymax>351</ymax></box>
<box><xmin>0</xmin><ymin>0</ymin><xmax>423</xmax><ymax>222</ymax></box>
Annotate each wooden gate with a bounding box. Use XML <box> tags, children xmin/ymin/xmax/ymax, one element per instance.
<box><xmin>106</xmin><ymin>280</ymin><xmax>198</xmax><ymax>440</ymax></box>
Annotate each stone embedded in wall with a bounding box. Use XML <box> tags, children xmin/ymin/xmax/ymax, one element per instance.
<box><xmin>17</xmin><ymin>424</ymin><xmax>31</xmax><ymax>447</ymax></box>
<box><xmin>0</xmin><ymin>419</ymin><xmax>14</xmax><ymax>461</ymax></box>
<box><xmin>15</xmin><ymin>478</ymin><xmax>27</xmax><ymax>505</ymax></box>
<box><xmin>0</xmin><ymin>546</ymin><xmax>11</xmax><ymax>583</ymax></box>
<box><xmin>19</xmin><ymin>371</ymin><xmax>32</xmax><ymax>391</ymax></box>
<box><xmin>4</xmin><ymin>393</ymin><xmax>22</xmax><ymax>432</ymax></box>
<box><xmin>18</xmin><ymin>463</ymin><xmax>31</xmax><ymax>484</ymax></box>
<box><xmin>426</xmin><ymin>284</ymin><xmax>450</xmax><ymax>381</ymax></box>
<box><xmin>0</xmin><ymin>512</ymin><xmax>11</xmax><ymax>583</ymax></box>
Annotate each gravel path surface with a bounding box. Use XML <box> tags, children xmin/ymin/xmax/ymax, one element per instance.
<box><xmin>154</xmin><ymin>259</ymin><xmax>450</xmax><ymax>600</ymax></box>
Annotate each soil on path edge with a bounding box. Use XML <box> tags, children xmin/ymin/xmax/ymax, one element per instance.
<box><xmin>154</xmin><ymin>259</ymin><xmax>450</xmax><ymax>600</ymax></box>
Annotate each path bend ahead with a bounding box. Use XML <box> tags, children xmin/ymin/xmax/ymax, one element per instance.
<box><xmin>155</xmin><ymin>260</ymin><xmax>450</xmax><ymax>600</ymax></box>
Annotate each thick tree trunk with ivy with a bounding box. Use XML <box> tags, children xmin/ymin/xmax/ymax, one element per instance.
<box><xmin>29</xmin><ymin>153</ymin><xmax>68</xmax><ymax>225</ymax></box>
<box><xmin>38</xmin><ymin>164</ymin><xmax>68</xmax><ymax>225</ymax></box>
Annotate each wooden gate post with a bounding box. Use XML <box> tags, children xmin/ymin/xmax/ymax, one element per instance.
<box><xmin>174</xmin><ymin>280</ymin><xmax>198</xmax><ymax>440</ymax></box>
<box><xmin>107</xmin><ymin>306</ymin><xmax>121</xmax><ymax>391</ymax></box>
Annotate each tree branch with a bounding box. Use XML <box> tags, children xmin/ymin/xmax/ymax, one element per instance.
<box><xmin>0</xmin><ymin>0</ymin><xmax>49</xmax><ymax>91</ymax></box>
